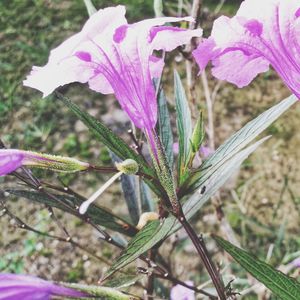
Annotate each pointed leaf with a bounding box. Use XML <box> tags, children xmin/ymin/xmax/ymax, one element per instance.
<box><xmin>56</xmin><ymin>93</ymin><xmax>162</xmax><ymax>197</ymax></box>
<box><xmin>214</xmin><ymin>236</ymin><xmax>300</xmax><ymax>300</ymax></box>
<box><xmin>7</xmin><ymin>189</ymin><xmax>138</xmax><ymax>237</ymax></box>
<box><xmin>157</xmin><ymin>87</ymin><xmax>174</xmax><ymax>168</ymax></box>
<box><xmin>104</xmin><ymin>219</ymin><xmax>173</xmax><ymax>279</ymax></box>
<box><xmin>62</xmin><ymin>282</ymin><xmax>139</xmax><ymax>300</ymax></box>
<box><xmin>184</xmin><ymin>94</ymin><xmax>297</xmax><ymax>193</ymax></box>
<box><xmin>104</xmin><ymin>275</ymin><xmax>143</xmax><ymax>289</ymax></box>
<box><xmin>182</xmin><ymin>137</ymin><xmax>270</xmax><ymax>220</ymax></box>
<box><xmin>174</xmin><ymin>70</ymin><xmax>192</xmax><ymax>183</ymax></box>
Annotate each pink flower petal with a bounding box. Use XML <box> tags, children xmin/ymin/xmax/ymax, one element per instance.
<box><xmin>24</xmin><ymin>7</ymin><xmax>202</xmax><ymax>151</ymax></box>
<box><xmin>170</xmin><ymin>281</ymin><xmax>195</xmax><ymax>300</ymax></box>
<box><xmin>193</xmin><ymin>0</ymin><xmax>300</xmax><ymax>98</ymax></box>
<box><xmin>0</xmin><ymin>273</ymin><xmax>88</xmax><ymax>299</ymax></box>
<box><xmin>212</xmin><ymin>51</ymin><xmax>270</xmax><ymax>88</ymax></box>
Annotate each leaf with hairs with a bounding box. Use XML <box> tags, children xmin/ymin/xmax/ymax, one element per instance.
<box><xmin>62</xmin><ymin>282</ymin><xmax>140</xmax><ymax>300</ymax></box>
<box><xmin>7</xmin><ymin>189</ymin><xmax>137</xmax><ymax>237</ymax></box>
<box><xmin>214</xmin><ymin>236</ymin><xmax>300</xmax><ymax>300</ymax></box>
<box><xmin>56</xmin><ymin>93</ymin><xmax>162</xmax><ymax>197</ymax></box>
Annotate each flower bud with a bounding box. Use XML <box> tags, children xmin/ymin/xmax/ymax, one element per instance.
<box><xmin>0</xmin><ymin>149</ymin><xmax>89</xmax><ymax>176</ymax></box>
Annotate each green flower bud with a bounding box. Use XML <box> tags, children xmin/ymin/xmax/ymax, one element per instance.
<box><xmin>23</xmin><ymin>151</ymin><xmax>90</xmax><ymax>173</ymax></box>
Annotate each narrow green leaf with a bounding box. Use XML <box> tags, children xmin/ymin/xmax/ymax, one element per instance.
<box><xmin>157</xmin><ymin>87</ymin><xmax>174</xmax><ymax>168</ymax></box>
<box><xmin>62</xmin><ymin>282</ymin><xmax>140</xmax><ymax>300</ymax></box>
<box><xmin>56</xmin><ymin>93</ymin><xmax>162</xmax><ymax>197</ymax></box>
<box><xmin>104</xmin><ymin>138</ymin><xmax>267</xmax><ymax>276</ymax></box>
<box><xmin>214</xmin><ymin>236</ymin><xmax>300</xmax><ymax>300</ymax></box>
<box><xmin>183</xmin><ymin>94</ymin><xmax>297</xmax><ymax>193</ymax></box>
<box><xmin>182</xmin><ymin>137</ymin><xmax>270</xmax><ymax>220</ymax></box>
<box><xmin>7</xmin><ymin>189</ymin><xmax>137</xmax><ymax>237</ymax></box>
<box><xmin>104</xmin><ymin>275</ymin><xmax>142</xmax><ymax>289</ymax></box>
<box><xmin>104</xmin><ymin>219</ymin><xmax>171</xmax><ymax>279</ymax></box>
<box><xmin>174</xmin><ymin>70</ymin><xmax>192</xmax><ymax>183</ymax></box>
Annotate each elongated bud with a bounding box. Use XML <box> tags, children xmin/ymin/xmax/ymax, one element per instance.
<box><xmin>191</xmin><ymin>112</ymin><xmax>204</xmax><ymax>153</ymax></box>
<box><xmin>115</xmin><ymin>159</ymin><xmax>139</xmax><ymax>175</ymax></box>
<box><xmin>0</xmin><ymin>149</ymin><xmax>89</xmax><ymax>176</ymax></box>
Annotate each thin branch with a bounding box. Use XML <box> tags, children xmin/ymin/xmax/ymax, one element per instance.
<box><xmin>175</xmin><ymin>207</ymin><xmax>227</xmax><ymax>300</ymax></box>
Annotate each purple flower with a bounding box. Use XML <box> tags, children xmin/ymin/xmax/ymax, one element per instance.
<box><xmin>292</xmin><ymin>257</ymin><xmax>300</xmax><ymax>268</ymax></box>
<box><xmin>173</xmin><ymin>142</ymin><xmax>179</xmax><ymax>155</ymax></box>
<box><xmin>0</xmin><ymin>273</ymin><xmax>88</xmax><ymax>300</ymax></box>
<box><xmin>0</xmin><ymin>149</ymin><xmax>89</xmax><ymax>176</ymax></box>
<box><xmin>23</xmin><ymin>6</ymin><xmax>202</xmax><ymax>149</ymax></box>
<box><xmin>200</xmin><ymin>145</ymin><xmax>213</xmax><ymax>158</ymax></box>
<box><xmin>170</xmin><ymin>281</ymin><xmax>195</xmax><ymax>300</ymax></box>
<box><xmin>193</xmin><ymin>0</ymin><xmax>300</xmax><ymax>98</ymax></box>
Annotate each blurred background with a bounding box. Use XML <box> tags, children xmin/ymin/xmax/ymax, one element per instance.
<box><xmin>1</xmin><ymin>0</ymin><xmax>299</xmax><ymax>298</ymax></box>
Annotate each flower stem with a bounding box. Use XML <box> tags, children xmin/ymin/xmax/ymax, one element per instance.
<box><xmin>176</xmin><ymin>209</ymin><xmax>227</xmax><ymax>300</ymax></box>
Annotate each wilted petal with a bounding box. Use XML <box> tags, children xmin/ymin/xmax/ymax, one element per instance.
<box><xmin>193</xmin><ymin>0</ymin><xmax>300</xmax><ymax>97</ymax></box>
<box><xmin>0</xmin><ymin>273</ymin><xmax>88</xmax><ymax>300</ymax></box>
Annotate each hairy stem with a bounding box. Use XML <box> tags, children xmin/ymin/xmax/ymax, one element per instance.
<box><xmin>176</xmin><ymin>209</ymin><xmax>227</xmax><ymax>300</ymax></box>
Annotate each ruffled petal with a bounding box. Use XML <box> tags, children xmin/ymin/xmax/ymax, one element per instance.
<box><xmin>193</xmin><ymin>0</ymin><xmax>300</xmax><ymax>97</ymax></box>
<box><xmin>192</xmin><ymin>38</ymin><xmax>219</xmax><ymax>73</ymax></box>
<box><xmin>23</xmin><ymin>6</ymin><xmax>127</xmax><ymax>96</ymax></box>
<box><xmin>150</xmin><ymin>26</ymin><xmax>202</xmax><ymax>52</ymax></box>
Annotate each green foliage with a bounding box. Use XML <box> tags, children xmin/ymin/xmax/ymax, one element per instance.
<box><xmin>56</xmin><ymin>94</ymin><xmax>162</xmax><ymax>193</ymax></box>
<box><xmin>181</xmin><ymin>94</ymin><xmax>298</xmax><ymax>194</ymax></box>
<box><xmin>104</xmin><ymin>94</ymin><xmax>296</xmax><ymax>278</ymax></box>
<box><xmin>105</xmin><ymin>139</ymin><xmax>267</xmax><ymax>278</ymax></box>
<box><xmin>157</xmin><ymin>87</ymin><xmax>174</xmax><ymax>169</ymax></box>
<box><xmin>104</xmin><ymin>219</ymin><xmax>163</xmax><ymax>279</ymax></box>
<box><xmin>62</xmin><ymin>282</ymin><xmax>140</xmax><ymax>300</ymax></box>
<box><xmin>7</xmin><ymin>189</ymin><xmax>138</xmax><ymax>237</ymax></box>
<box><xmin>214</xmin><ymin>236</ymin><xmax>300</xmax><ymax>299</ymax></box>
<box><xmin>174</xmin><ymin>70</ymin><xmax>192</xmax><ymax>184</ymax></box>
